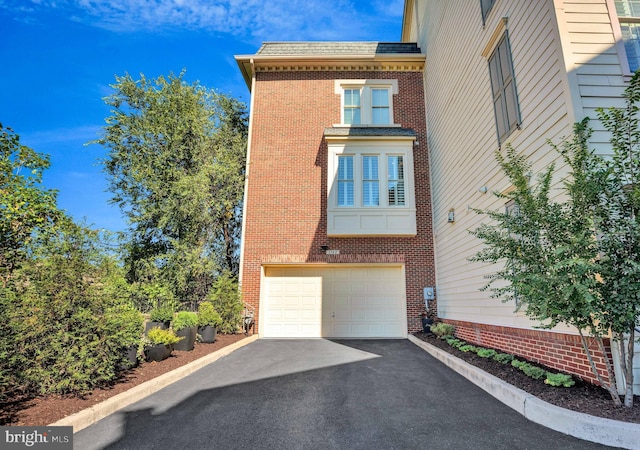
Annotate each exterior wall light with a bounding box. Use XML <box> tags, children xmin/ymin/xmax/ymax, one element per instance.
<box><xmin>447</xmin><ymin>208</ymin><xmax>455</xmax><ymax>223</ymax></box>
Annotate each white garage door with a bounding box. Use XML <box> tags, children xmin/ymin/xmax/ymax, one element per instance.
<box><xmin>262</xmin><ymin>265</ymin><xmax>406</xmax><ymax>338</ymax></box>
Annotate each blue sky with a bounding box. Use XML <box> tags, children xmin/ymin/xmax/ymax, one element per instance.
<box><xmin>1</xmin><ymin>0</ymin><xmax>404</xmax><ymax>232</ymax></box>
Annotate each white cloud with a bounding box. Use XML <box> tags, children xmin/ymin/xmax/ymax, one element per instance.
<box><xmin>3</xmin><ymin>0</ymin><xmax>401</xmax><ymax>41</ymax></box>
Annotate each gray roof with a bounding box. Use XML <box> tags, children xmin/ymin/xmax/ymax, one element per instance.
<box><xmin>257</xmin><ymin>42</ymin><xmax>421</xmax><ymax>56</ymax></box>
<box><xmin>324</xmin><ymin>127</ymin><xmax>417</xmax><ymax>137</ymax></box>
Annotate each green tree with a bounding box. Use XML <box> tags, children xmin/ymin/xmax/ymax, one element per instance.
<box><xmin>92</xmin><ymin>71</ymin><xmax>247</xmax><ymax>309</ymax></box>
<box><xmin>470</xmin><ymin>120</ymin><xmax>622</xmax><ymax>405</ymax></box>
<box><xmin>0</xmin><ymin>124</ymin><xmax>61</xmax><ymax>286</ymax></box>
<box><xmin>594</xmin><ymin>71</ymin><xmax>640</xmax><ymax>407</ymax></box>
<box><xmin>11</xmin><ymin>222</ymin><xmax>143</xmax><ymax>395</ymax></box>
<box><xmin>0</xmin><ymin>124</ymin><xmax>63</xmax><ymax>402</ymax></box>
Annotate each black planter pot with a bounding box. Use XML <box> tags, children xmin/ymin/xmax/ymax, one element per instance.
<box><xmin>198</xmin><ymin>325</ymin><xmax>217</xmax><ymax>343</ymax></box>
<box><xmin>145</xmin><ymin>344</ymin><xmax>172</xmax><ymax>362</ymax></box>
<box><xmin>145</xmin><ymin>320</ymin><xmax>170</xmax><ymax>335</ymax></box>
<box><xmin>174</xmin><ymin>326</ymin><xmax>197</xmax><ymax>351</ymax></box>
<box><xmin>119</xmin><ymin>344</ymin><xmax>139</xmax><ymax>371</ymax></box>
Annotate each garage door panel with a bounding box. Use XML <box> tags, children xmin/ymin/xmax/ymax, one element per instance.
<box><xmin>262</xmin><ymin>266</ymin><xmax>405</xmax><ymax>338</ymax></box>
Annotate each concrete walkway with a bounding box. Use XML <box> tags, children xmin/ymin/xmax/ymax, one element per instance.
<box><xmin>70</xmin><ymin>339</ymin><xmax>619</xmax><ymax>449</ymax></box>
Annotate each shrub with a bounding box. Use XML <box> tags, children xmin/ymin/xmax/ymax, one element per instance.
<box><xmin>493</xmin><ymin>353</ymin><xmax>515</xmax><ymax>364</ymax></box>
<box><xmin>146</xmin><ymin>327</ymin><xmax>183</xmax><ymax>346</ymax></box>
<box><xmin>522</xmin><ymin>364</ymin><xmax>547</xmax><ymax>380</ymax></box>
<box><xmin>459</xmin><ymin>344</ymin><xmax>478</xmax><ymax>353</ymax></box>
<box><xmin>10</xmin><ymin>224</ymin><xmax>146</xmax><ymax>395</ymax></box>
<box><xmin>545</xmin><ymin>372</ymin><xmax>575</xmax><ymax>387</ymax></box>
<box><xmin>476</xmin><ymin>348</ymin><xmax>496</xmax><ymax>358</ymax></box>
<box><xmin>198</xmin><ymin>301</ymin><xmax>222</xmax><ymax>327</ymax></box>
<box><xmin>511</xmin><ymin>359</ymin><xmax>526</xmax><ymax>369</ymax></box>
<box><xmin>431</xmin><ymin>322</ymin><xmax>455</xmax><ymax>338</ymax></box>
<box><xmin>149</xmin><ymin>304</ymin><xmax>174</xmax><ymax>323</ymax></box>
<box><xmin>208</xmin><ymin>271</ymin><xmax>243</xmax><ymax>334</ymax></box>
<box><xmin>173</xmin><ymin>311</ymin><xmax>198</xmax><ymax>330</ymax></box>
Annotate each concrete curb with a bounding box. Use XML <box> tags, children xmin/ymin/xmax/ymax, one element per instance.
<box><xmin>49</xmin><ymin>334</ymin><xmax>259</xmax><ymax>433</ymax></box>
<box><xmin>408</xmin><ymin>334</ymin><xmax>640</xmax><ymax>450</ymax></box>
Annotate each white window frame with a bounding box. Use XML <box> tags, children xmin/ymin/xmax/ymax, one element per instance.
<box><xmin>607</xmin><ymin>0</ymin><xmax>638</xmax><ymax>75</ymax></box>
<box><xmin>327</xmin><ymin>138</ymin><xmax>416</xmax><ymax>236</ymax></box>
<box><xmin>335</xmin><ymin>79</ymin><xmax>398</xmax><ymax>126</ymax></box>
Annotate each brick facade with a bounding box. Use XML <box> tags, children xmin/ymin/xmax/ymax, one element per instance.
<box><xmin>444</xmin><ymin>319</ymin><xmax>613</xmax><ymax>385</ymax></box>
<box><xmin>241</xmin><ymin>68</ymin><xmax>436</xmax><ymax>333</ymax></box>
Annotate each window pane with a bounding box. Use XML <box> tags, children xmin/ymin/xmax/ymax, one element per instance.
<box><xmin>338</xmin><ymin>156</ymin><xmax>354</xmax><ymax>206</ymax></box>
<box><xmin>616</xmin><ymin>0</ymin><xmax>640</xmax><ymax>17</ymax></box>
<box><xmin>344</xmin><ymin>89</ymin><xmax>360</xmax><ymax>106</ymax></box>
<box><xmin>621</xmin><ymin>22</ymin><xmax>640</xmax><ymax>72</ymax></box>
<box><xmin>372</xmin><ymin>88</ymin><xmax>389</xmax><ymax>107</ymax></box>
<box><xmin>372</xmin><ymin>107</ymin><xmax>389</xmax><ymax>124</ymax></box>
<box><xmin>344</xmin><ymin>108</ymin><xmax>361</xmax><ymax>125</ymax></box>
<box><xmin>388</xmin><ymin>156</ymin><xmax>405</xmax><ymax>206</ymax></box>
<box><xmin>343</xmin><ymin>89</ymin><xmax>361</xmax><ymax>125</ymax></box>
<box><xmin>363</xmin><ymin>156</ymin><xmax>379</xmax><ymax>206</ymax></box>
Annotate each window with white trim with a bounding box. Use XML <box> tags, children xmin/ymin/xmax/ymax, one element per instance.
<box><xmin>337</xmin><ymin>155</ymin><xmax>354</xmax><ymax>206</ymax></box>
<box><xmin>334</xmin><ymin>153</ymin><xmax>408</xmax><ymax>209</ymax></box>
<box><xmin>327</xmin><ymin>139</ymin><xmax>416</xmax><ymax>236</ymax></box>
<box><xmin>336</xmin><ymin>80</ymin><xmax>397</xmax><ymax>125</ymax></box>
<box><xmin>613</xmin><ymin>0</ymin><xmax>640</xmax><ymax>72</ymax></box>
<box><xmin>488</xmin><ymin>33</ymin><xmax>521</xmax><ymax>144</ymax></box>
<box><xmin>387</xmin><ymin>155</ymin><xmax>405</xmax><ymax>206</ymax></box>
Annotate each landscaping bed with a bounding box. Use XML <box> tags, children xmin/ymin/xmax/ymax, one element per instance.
<box><xmin>414</xmin><ymin>332</ymin><xmax>640</xmax><ymax>424</ymax></box>
<box><xmin>1</xmin><ymin>334</ymin><xmax>247</xmax><ymax>426</ymax></box>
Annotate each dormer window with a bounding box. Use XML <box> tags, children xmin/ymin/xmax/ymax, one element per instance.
<box><xmin>336</xmin><ymin>80</ymin><xmax>398</xmax><ymax>126</ymax></box>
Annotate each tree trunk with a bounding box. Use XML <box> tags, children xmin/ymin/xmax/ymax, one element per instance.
<box><xmin>579</xmin><ymin>331</ymin><xmax>622</xmax><ymax>406</ymax></box>
<box><xmin>624</xmin><ymin>327</ymin><xmax>635</xmax><ymax>408</ymax></box>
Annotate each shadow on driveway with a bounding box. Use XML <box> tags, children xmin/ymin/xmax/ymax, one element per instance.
<box><xmin>74</xmin><ymin>339</ymin><xmax>616</xmax><ymax>449</ymax></box>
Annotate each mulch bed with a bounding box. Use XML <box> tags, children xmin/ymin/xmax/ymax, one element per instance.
<box><xmin>3</xmin><ymin>333</ymin><xmax>638</xmax><ymax>426</ymax></box>
<box><xmin>414</xmin><ymin>332</ymin><xmax>640</xmax><ymax>424</ymax></box>
<box><xmin>0</xmin><ymin>333</ymin><xmax>248</xmax><ymax>426</ymax></box>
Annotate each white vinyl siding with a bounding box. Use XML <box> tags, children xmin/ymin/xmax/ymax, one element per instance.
<box><xmin>412</xmin><ymin>0</ymin><xmax>577</xmax><ymax>328</ymax></box>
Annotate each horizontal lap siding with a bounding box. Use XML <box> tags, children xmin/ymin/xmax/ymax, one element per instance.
<box><xmin>420</xmin><ymin>0</ymin><xmax>574</xmax><ymax>329</ymax></box>
<box><xmin>559</xmin><ymin>0</ymin><xmax>627</xmax><ymax>155</ymax></box>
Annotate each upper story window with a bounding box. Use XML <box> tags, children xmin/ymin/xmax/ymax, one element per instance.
<box><xmin>326</xmin><ymin>137</ymin><xmax>416</xmax><ymax>236</ymax></box>
<box><xmin>488</xmin><ymin>33</ymin><xmax>521</xmax><ymax>144</ymax></box>
<box><xmin>335</xmin><ymin>79</ymin><xmax>398</xmax><ymax>126</ymax></box>
<box><xmin>613</xmin><ymin>0</ymin><xmax>640</xmax><ymax>72</ymax></box>
<box><xmin>480</xmin><ymin>0</ymin><xmax>496</xmax><ymax>25</ymax></box>
<box><xmin>335</xmin><ymin>152</ymin><xmax>406</xmax><ymax>208</ymax></box>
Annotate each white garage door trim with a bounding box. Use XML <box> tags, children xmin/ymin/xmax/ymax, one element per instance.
<box><xmin>260</xmin><ymin>264</ymin><xmax>407</xmax><ymax>338</ymax></box>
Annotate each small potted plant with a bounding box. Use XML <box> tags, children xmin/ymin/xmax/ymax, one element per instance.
<box><xmin>197</xmin><ymin>301</ymin><xmax>222</xmax><ymax>343</ymax></box>
<box><xmin>145</xmin><ymin>304</ymin><xmax>174</xmax><ymax>334</ymax></box>
<box><xmin>172</xmin><ymin>311</ymin><xmax>198</xmax><ymax>351</ymax></box>
<box><xmin>145</xmin><ymin>327</ymin><xmax>183</xmax><ymax>362</ymax></box>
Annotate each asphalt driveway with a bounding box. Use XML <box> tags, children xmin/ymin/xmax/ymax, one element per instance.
<box><xmin>74</xmin><ymin>339</ymin><xmax>615</xmax><ymax>449</ymax></box>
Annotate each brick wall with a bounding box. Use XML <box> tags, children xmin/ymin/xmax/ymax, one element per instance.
<box><xmin>241</xmin><ymin>68</ymin><xmax>435</xmax><ymax>333</ymax></box>
<box><xmin>444</xmin><ymin>319</ymin><xmax>613</xmax><ymax>385</ymax></box>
